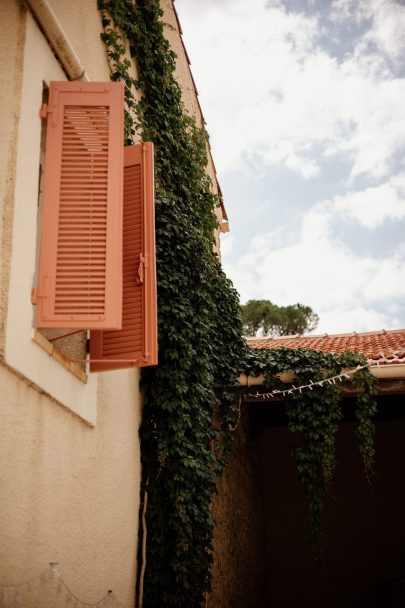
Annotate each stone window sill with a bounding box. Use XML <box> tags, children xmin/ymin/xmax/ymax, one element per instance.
<box><xmin>32</xmin><ymin>330</ymin><xmax>87</xmax><ymax>384</ymax></box>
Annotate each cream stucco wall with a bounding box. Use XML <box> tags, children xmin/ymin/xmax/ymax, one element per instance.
<box><xmin>6</xmin><ymin>11</ymin><xmax>99</xmax><ymax>423</ymax></box>
<box><xmin>0</xmin><ymin>0</ymin><xmax>27</xmax><ymax>357</ymax></box>
<box><xmin>0</xmin><ymin>363</ymin><xmax>142</xmax><ymax>607</ymax></box>
<box><xmin>0</xmin><ymin>1</ymin><xmax>143</xmax><ymax>605</ymax></box>
<box><xmin>0</xmin><ymin>1</ymin><xmax>223</xmax><ymax>605</ymax></box>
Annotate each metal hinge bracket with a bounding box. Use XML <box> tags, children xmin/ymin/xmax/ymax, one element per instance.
<box><xmin>31</xmin><ymin>277</ymin><xmax>50</xmax><ymax>305</ymax></box>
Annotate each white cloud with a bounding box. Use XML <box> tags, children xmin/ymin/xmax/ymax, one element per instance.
<box><xmin>331</xmin><ymin>0</ymin><xmax>405</xmax><ymax>65</ymax></box>
<box><xmin>314</xmin><ymin>307</ymin><xmax>397</xmax><ymax>335</ymax></box>
<box><xmin>334</xmin><ymin>181</ymin><xmax>405</xmax><ymax>228</ymax></box>
<box><xmin>176</xmin><ymin>0</ymin><xmax>405</xmax><ymax>180</ymax></box>
<box><xmin>175</xmin><ymin>0</ymin><xmax>405</xmax><ymax>333</ymax></box>
<box><xmin>283</xmin><ymin>152</ymin><xmax>321</xmax><ymax>179</ymax></box>
<box><xmin>330</xmin><ymin>0</ymin><xmax>379</xmax><ymax>24</ymax></box>
<box><xmin>221</xmin><ymin>180</ymin><xmax>405</xmax><ymax>333</ymax></box>
<box><xmin>219</xmin><ymin>233</ymin><xmax>235</xmax><ymax>258</ymax></box>
<box><xmin>367</xmin><ymin>2</ymin><xmax>405</xmax><ymax>63</ymax></box>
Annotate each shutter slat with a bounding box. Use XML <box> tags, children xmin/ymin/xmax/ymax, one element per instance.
<box><xmin>35</xmin><ymin>81</ymin><xmax>124</xmax><ymax>329</ymax></box>
<box><xmin>90</xmin><ymin>142</ymin><xmax>157</xmax><ymax>371</ymax></box>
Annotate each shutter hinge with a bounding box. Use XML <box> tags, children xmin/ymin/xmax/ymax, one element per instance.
<box><xmin>39</xmin><ymin>103</ymin><xmax>57</xmax><ymax>126</ymax></box>
<box><xmin>39</xmin><ymin>103</ymin><xmax>50</xmax><ymax>119</ymax></box>
<box><xmin>31</xmin><ymin>278</ymin><xmax>50</xmax><ymax>305</ymax></box>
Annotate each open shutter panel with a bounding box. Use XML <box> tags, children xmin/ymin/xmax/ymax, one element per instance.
<box><xmin>89</xmin><ymin>143</ymin><xmax>157</xmax><ymax>371</ymax></box>
<box><xmin>34</xmin><ymin>81</ymin><xmax>124</xmax><ymax>329</ymax></box>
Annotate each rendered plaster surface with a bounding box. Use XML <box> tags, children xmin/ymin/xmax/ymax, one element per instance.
<box><xmin>0</xmin><ymin>2</ymin><xmax>221</xmax><ymax>605</ymax></box>
<box><xmin>0</xmin><ymin>0</ymin><xmax>27</xmax><ymax>356</ymax></box>
<box><xmin>0</xmin><ymin>5</ymin><xmax>143</xmax><ymax>605</ymax></box>
<box><xmin>0</xmin><ymin>364</ymin><xmax>141</xmax><ymax>607</ymax></box>
<box><xmin>4</xmin><ymin>11</ymin><xmax>98</xmax><ymax>423</ymax></box>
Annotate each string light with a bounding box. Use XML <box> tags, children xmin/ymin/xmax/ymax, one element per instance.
<box><xmin>244</xmin><ymin>350</ymin><xmax>404</xmax><ymax>400</ymax></box>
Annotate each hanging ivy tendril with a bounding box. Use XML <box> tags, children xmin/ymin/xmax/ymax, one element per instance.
<box><xmin>244</xmin><ymin>347</ymin><xmax>377</xmax><ymax>560</ymax></box>
<box><xmin>98</xmin><ymin>1</ymin><xmax>378</xmax><ymax>604</ymax></box>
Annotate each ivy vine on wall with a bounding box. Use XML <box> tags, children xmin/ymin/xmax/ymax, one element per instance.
<box><xmin>98</xmin><ymin>1</ymin><xmax>377</xmax><ymax>605</ymax></box>
<box><xmin>244</xmin><ymin>347</ymin><xmax>377</xmax><ymax>559</ymax></box>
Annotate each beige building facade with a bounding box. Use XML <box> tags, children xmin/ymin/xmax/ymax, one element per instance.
<box><xmin>0</xmin><ymin>1</ymin><xmax>224</xmax><ymax>605</ymax></box>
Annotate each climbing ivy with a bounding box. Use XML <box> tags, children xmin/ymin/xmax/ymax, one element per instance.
<box><xmin>99</xmin><ymin>4</ymin><xmax>138</xmax><ymax>143</ymax></box>
<box><xmin>98</xmin><ymin>1</ymin><xmax>377</xmax><ymax>604</ymax></box>
<box><xmin>244</xmin><ymin>347</ymin><xmax>377</xmax><ymax>560</ymax></box>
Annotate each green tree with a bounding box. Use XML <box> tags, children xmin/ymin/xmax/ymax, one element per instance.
<box><xmin>240</xmin><ymin>299</ymin><xmax>319</xmax><ymax>337</ymax></box>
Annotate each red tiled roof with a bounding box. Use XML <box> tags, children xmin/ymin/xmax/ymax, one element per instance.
<box><xmin>247</xmin><ymin>329</ymin><xmax>405</xmax><ymax>365</ymax></box>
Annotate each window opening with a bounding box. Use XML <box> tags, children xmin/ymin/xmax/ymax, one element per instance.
<box><xmin>34</xmin><ymin>83</ymin><xmax>87</xmax><ymax>372</ymax></box>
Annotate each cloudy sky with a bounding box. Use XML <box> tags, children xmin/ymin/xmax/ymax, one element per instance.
<box><xmin>175</xmin><ymin>0</ymin><xmax>405</xmax><ymax>334</ymax></box>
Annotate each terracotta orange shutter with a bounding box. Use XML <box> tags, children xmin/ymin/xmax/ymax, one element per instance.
<box><xmin>89</xmin><ymin>143</ymin><xmax>157</xmax><ymax>371</ymax></box>
<box><xmin>34</xmin><ymin>81</ymin><xmax>124</xmax><ymax>329</ymax></box>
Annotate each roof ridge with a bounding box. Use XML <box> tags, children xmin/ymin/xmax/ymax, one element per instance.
<box><xmin>247</xmin><ymin>328</ymin><xmax>405</xmax><ymax>341</ymax></box>
<box><xmin>246</xmin><ymin>329</ymin><xmax>405</xmax><ymax>363</ymax></box>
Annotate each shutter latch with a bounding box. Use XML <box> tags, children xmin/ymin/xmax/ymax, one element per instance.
<box><xmin>137</xmin><ymin>254</ymin><xmax>145</xmax><ymax>285</ymax></box>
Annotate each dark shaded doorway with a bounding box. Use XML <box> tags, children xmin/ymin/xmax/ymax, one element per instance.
<box><xmin>254</xmin><ymin>394</ymin><xmax>405</xmax><ymax>608</ymax></box>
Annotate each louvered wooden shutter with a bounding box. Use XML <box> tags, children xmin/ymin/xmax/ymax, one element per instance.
<box><xmin>34</xmin><ymin>81</ymin><xmax>124</xmax><ymax>329</ymax></box>
<box><xmin>89</xmin><ymin>143</ymin><xmax>157</xmax><ymax>371</ymax></box>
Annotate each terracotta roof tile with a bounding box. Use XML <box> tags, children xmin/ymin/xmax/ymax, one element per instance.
<box><xmin>247</xmin><ymin>328</ymin><xmax>405</xmax><ymax>365</ymax></box>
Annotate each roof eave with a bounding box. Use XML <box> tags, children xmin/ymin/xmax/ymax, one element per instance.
<box><xmin>238</xmin><ymin>363</ymin><xmax>405</xmax><ymax>399</ymax></box>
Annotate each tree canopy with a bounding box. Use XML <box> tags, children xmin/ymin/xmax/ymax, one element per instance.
<box><xmin>240</xmin><ymin>299</ymin><xmax>319</xmax><ymax>337</ymax></box>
